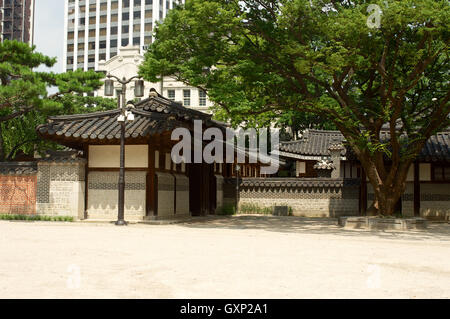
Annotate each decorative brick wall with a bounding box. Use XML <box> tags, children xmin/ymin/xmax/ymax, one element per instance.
<box><xmin>37</xmin><ymin>160</ymin><xmax>86</xmax><ymax>219</ymax></box>
<box><xmin>226</xmin><ymin>178</ymin><xmax>360</xmax><ymax>218</ymax></box>
<box><xmin>0</xmin><ymin>175</ymin><xmax>37</xmax><ymax>215</ymax></box>
<box><xmin>87</xmin><ymin>170</ymin><xmax>146</xmax><ymax>221</ymax></box>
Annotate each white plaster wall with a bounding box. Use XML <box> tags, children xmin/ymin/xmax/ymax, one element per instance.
<box><xmin>406</xmin><ymin>164</ymin><xmax>431</xmax><ymax>182</ymax></box>
<box><xmin>420</xmin><ymin>164</ymin><xmax>431</xmax><ymax>181</ymax></box>
<box><xmin>89</xmin><ymin>145</ymin><xmax>148</xmax><ymax>168</ymax></box>
<box><xmin>406</xmin><ymin>166</ymin><xmax>414</xmax><ymax>182</ymax></box>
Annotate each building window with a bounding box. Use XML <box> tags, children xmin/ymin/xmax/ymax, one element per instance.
<box><xmin>296</xmin><ymin>161</ymin><xmax>306</xmax><ymax>176</ymax></box>
<box><xmin>433</xmin><ymin>164</ymin><xmax>450</xmax><ymax>181</ymax></box>
<box><xmin>183</xmin><ymin>90</ymin><xmax>191</xmax><ymax>106</ymax></box>
<box><xmin>199</xmin><ymin>90</ymin><xmax>207</xmax><ymax>107</ymax></box>
<box><xmin>167</xmin><ymin>90</ymin><xmax>175</xmax><ymax>101</ymax></box>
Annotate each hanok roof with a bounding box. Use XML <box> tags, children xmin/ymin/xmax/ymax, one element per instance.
<box><xmin>37</xmin><ymin>95</ymin><xmax>220</xmax><ymax>150</ymax></box>
<box><xmin>0</xmin><ymin>162</ymin><xmax>37</xmax><ymax>175</ymax></box>
<box><xmin>135</xmin><ymin>95</ymin><xmax>212</xmax><ymax>122</ymax></box>
<box><xmin>279</xmin><ymin>130</ymin><xmax>347</xmax><ymax>161</ymax></box>
<box><xmin>279</xmin><ymin>129</ymin><xmax>450</xmax><ymax>163</ymax></box>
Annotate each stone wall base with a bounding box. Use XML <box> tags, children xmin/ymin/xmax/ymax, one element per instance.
<box><xmin>339</xmin><ymin>217</ymin><xmax>428</xmax><ymax>230</ymax></box>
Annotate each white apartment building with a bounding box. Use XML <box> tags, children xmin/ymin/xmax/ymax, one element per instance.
<box><xmin>97</xmin><ymin>45</ymin><xmax>213</xmax><ymax>113</ymax></box>
<box><xmin>63</xmin><ymin>0</ymin><xmax>184</xmax><ymax>72</ymax></box>
<box><xmin>64</xmin><ymin>0</ymin><xmax>212</xmax><ymax>113</ymax></box>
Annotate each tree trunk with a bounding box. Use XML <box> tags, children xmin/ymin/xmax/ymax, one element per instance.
<box><xmin>377</xmin><ymin>189</ymin><xmax>403</xmax><ymax>216</ymax></box>
<box><xmin>0</xmin><ymin>123</ymin><xmax>5</xmax><ymax>162</ymax></box>
<box><xmin>360</xmin><ymin>157</ymin><xmax>409</xmax><ymax>216</ymax></box>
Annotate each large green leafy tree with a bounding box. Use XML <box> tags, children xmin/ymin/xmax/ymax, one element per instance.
<box><xmin>0</xmin><ymin>40</ymin><xmax>116</xmax><ymax>161</ymax></box>
<box><xmin>140</xmin><ymin>0</ymin><xmax>449</xmax><ymax>215</ymax></box>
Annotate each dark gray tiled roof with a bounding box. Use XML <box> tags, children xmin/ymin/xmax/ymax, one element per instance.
<box><xmin>37</xmin><ymin>95</ymin><xmax>222</xmax><ymax>150</ymax></box>
<box><xmin>280</xmin><ymin>130</ymin><xmax>450</xmax><ymax>162</ymax></box>
<box><xmin>225</xmin><ymin>178</ymin><xmax>360</xmax><ymax>188</ymax></box>
<box><xmin>280</xmin><ymin>130</ymin><xmax>346</xmax><ymax>158</ymax></box>
<box><xmin>0</xmin><ymin>162</ymin><xmax>37</xmax><ymax>175</ymax></box>
<box><xmin>38</xmin><ymin>149</ymin><xmax>86</xmax><ymax>163</ymax></box>
<box><xmin>37</xmin><ymin>108</ymin><xmax>187</xmax><ymax>149</ymax></box>
<box><xmin>135</xmin><ymin>95</ymin><xmax>213</xmax><ymax>122</ymax></box>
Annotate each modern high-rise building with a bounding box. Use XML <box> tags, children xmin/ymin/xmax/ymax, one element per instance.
<box><xmin>63</xmin><ymin>0</ymin><xmax>184</xmax><ymax>72</ymax></box>
<box><xmin>0</xmin><ymin>0</ymin><xmax>35</xmax><ymax>44</ymax></box>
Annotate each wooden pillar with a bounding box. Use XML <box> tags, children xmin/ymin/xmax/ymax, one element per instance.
<box><xmin>84</xmin><ymin>145</ymin><xmax>89</xmax><ymax>220</ymax></box>
<box><xmin>414</xmin><ymin>161</ymin><xmax>420</xmax><ymax>217</ymax></box>
<box><xmin>360</xmin><ymin>168</ymin><xmax>367</xmax><ymax>216</ymax></box>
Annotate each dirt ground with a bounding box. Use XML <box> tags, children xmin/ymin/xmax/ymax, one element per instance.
<box><xmin>0</xmin><ymin>216</ymin><xmax>449</xmax><ymax>299</ymax></box>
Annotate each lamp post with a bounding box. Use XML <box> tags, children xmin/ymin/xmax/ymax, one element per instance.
<box><xmin>104</xmin><ymin>74</ymin><xmax>144</xmax><ymax>226</ymax></box>
<box><xmin>236</xmin><ymin>164</ymin><xmax>241</xmax><ymax>214</ymax></box>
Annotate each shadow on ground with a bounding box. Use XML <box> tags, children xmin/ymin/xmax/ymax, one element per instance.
<box><xmin>180</xmin><ymin>215</ymin><xmax>450</xmax><ymax>242</ymax></box>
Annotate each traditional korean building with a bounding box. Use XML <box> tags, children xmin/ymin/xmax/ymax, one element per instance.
<box><xmin>35</xmin><ymin>92</ymin><xmax>230</xmax><ymax>221</ymax></box>
<box><xmin>276</xmin><ymin>129</ymin><xmax>450</xmax><ymax>218</ymax></box>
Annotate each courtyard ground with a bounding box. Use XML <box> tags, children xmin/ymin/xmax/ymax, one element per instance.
<box><xmin>0</xmin><ymin>216</ymin><xmax>449</xmax><ymax>299</ymax></box>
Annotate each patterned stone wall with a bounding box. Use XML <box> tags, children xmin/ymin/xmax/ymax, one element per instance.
<box><xmin>402</xmin><ymin>183</ymin><xmax>415</xmax><ymax>217</ymax></box>
<box><xmin>175</xmin><ymin>174</ymin><xmax>190</xmax><ymax>217</ymax></box>
<box><xmin>87</xmin><ymin>170</ymin><xmax>146</xmax><ymax>221</ymax></box>
<box><xmin>229</xmin><ymin>178</ymin><xmax>360</xmax><ymax>218</ymax></box>
<box><xmin>156</xmin><ymin>172</ymin><xmax>175</xmax><ymax>218</ymax></box>
<box><xmin>366</xmin><ymin>182</ymin><xmax>450</xmax><ymax>219</ymax></box>
<box><xmin>37</xmin><ymin>161</ymin><xmax>85</xmax><ymax>219</ymax></box>
<box><xmin>420</xmin><ymin>183</ymin><xmax>450</xmax><ymax>219</ymax></box>
<box><xmin>0</xmin><ymin>175</ymin><xmax>37</xmax><ymax>215</ymax></box>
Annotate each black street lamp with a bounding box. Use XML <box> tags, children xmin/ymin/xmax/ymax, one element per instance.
<box><xmin>104</xmin><ymin>74</ymin><xmax>144</xmax><ymax>226</ymax></box>
<box><xmin>236</xmin><ymin>164</ymin><xmax>241</xmax><ymax>214</ymax></box>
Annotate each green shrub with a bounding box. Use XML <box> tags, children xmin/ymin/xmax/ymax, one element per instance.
<box><xmin>239</xmin><ymin>203</ymin><xmax>273</xmax><ymax>215</ymax></box>
<box><xmin>288</xmin><ymin>206</ymin><xmax>294</xmax><ymax>216</ymax></box>
<box><xmin>217</xmin><ymin>204</ymin><xmax>236</xmax><ymax>216</ymax></box>
<box><xmin>0</xmin><ymin>214</ymin><xmax>74</xmax><ymax>222</ymax></box>
<box><xmin>238</xmin><ymin>203</ymin><xmax>295</xmax><ymax>216</ymax></box>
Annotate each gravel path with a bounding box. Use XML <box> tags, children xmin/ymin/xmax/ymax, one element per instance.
<box><xmin>0</xmin><ymin>216</ymin><xmax>449</xmax><ymax>299</ymax></box>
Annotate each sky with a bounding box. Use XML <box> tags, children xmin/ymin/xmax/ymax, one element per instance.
<box><xmin>34</xmin><ymin>0</ymin><xmax>65</xmax><ymax>73</ymax></box>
